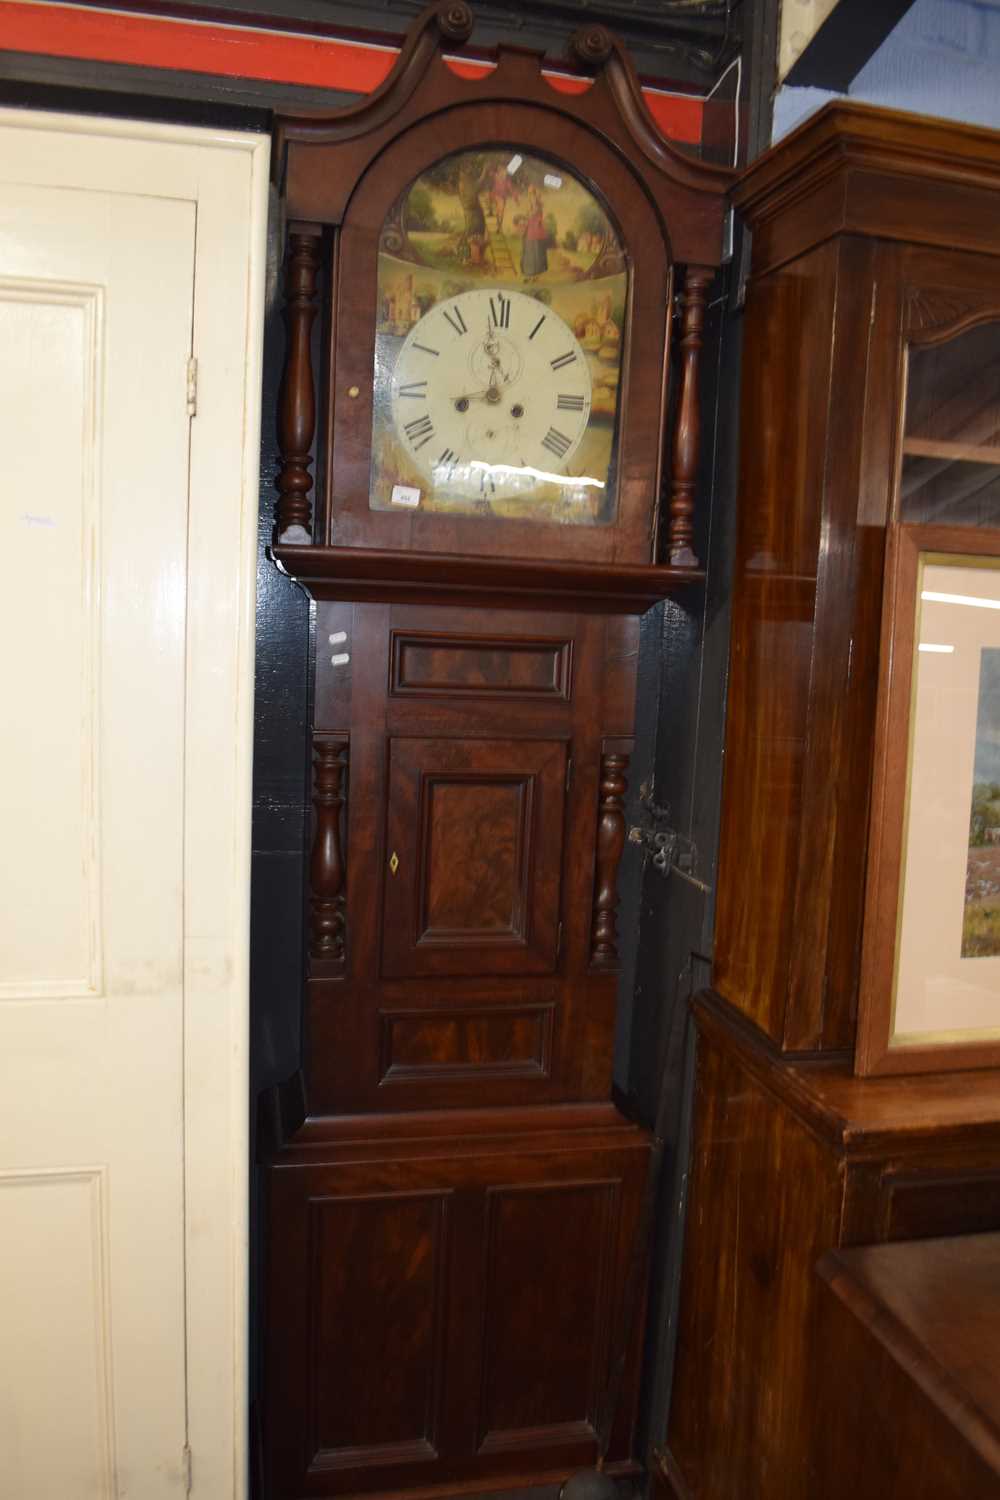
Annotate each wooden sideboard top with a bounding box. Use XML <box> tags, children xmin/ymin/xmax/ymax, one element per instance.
<box><xmin>818</xmin><ymin>1234</ymin><xmax>1000</xmax><ymax>1474</ymax></box>
<box><xmin>694</xmin><ymin>991</ymin><xmax>1000</xmax><ymax>1159</ymax></box>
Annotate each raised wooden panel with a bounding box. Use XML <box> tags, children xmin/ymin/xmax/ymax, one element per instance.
<box><xmin>265</xmin><ymin>1110</ymin><xmax>652</xmax><ymax>1495</ymax></box>
<box><xmin>883</xmin><ymin>1171</ymin><xmax>1000</xmax><ymax>1242</ymax></box>
<box><xmin>307</xmin><ymin>1190</ymin><xmax>450</xmax><ymax>1470</ymax></box>
<box><xmin>382</xmin><ymin>737</ymin><xmax>567</xmax><ymax>978</ymax></box>
<box><xmin>390</xmin><ymin>631</ymin><xmax>573</xmax><ymax>701</ymax></box>
<box><xmin>478</xmin><ymin>1181</ymin><xmax>617</xmax><ymax>1451</ymax></box>
<box><xmin>0</xmin><ymin>1168</ymin><xmax>114</xmax><ymax>1498</ymax></box>
<box><xmin>667</xmin><ymin>1013</ymin><xmax>844</xmax><ymax>1500</ymax></box>
<box><xmin>0</xmin><ymin>282</ymin><xmax>102</xmax><ymax>1000</ymax></box>
<box><xmin>426</xmin><ymin>780</ymin><xmax>523</xmax><ymax>932</ymax></box>
<box><xmin>379</xmin><ymin>1004</ymin><xmax>554</xmax><ymax>1084</ymax></box>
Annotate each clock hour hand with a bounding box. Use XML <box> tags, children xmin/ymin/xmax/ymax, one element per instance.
<box><xmin>452</xmin><ymin>383</ymin><xmax>503</xmax><ymax>411</ymax></box>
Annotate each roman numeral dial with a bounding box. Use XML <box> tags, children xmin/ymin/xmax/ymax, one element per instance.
<box><xmin>388</xmin><ymin>286</ymin><xmax>598</xmax><ymax>504</ymax></box>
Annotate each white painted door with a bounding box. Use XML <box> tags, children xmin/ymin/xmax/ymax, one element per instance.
<box><xmin>0</xmin><ymin>115</ymin><xmax>268</xmax><ymax>1500</ymax></box>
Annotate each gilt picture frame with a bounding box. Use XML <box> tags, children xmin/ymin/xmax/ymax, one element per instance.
<box><xmin>856</xmin><ymin>523</ymin><xmax>1000</xmax><ymax>1075</ymax></box>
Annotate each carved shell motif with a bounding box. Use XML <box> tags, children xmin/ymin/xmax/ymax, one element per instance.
<box><xmin>904</xmin><ymin>285</ymin><xmax>1000</xmax><ymax>343</ymax></box>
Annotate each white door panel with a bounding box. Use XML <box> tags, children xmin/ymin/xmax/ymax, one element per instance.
<box><xmin>0</xmin><ymin>113</ymin><xmax>267</xmax><ymax>1500</ymax></box>
<box><xmin>0</xmin><ymin>181</ymin><xmax>195</xmax><ymax>1500</ymax></box>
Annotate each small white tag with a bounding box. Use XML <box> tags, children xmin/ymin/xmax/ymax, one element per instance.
<box><xmin>506</xmin><ymin>153</ymin><xmax>523</xmax><ymax>175</ymax></box>
<box><xmin>391</xmin><ymin>484</ymin><xmax>421</xmax><ymax>508</ymax></box>
<box><xmin>330</xmin><ymin>652</ymin><xmax>351</xmax><ymax>667</ymax></box>
<box><xmin>543</xmin><ymin>173</ymin><xmax>563</xmax><ymax>189</ymax></box>
<box><xmin>328</xmin><ymin>630</ymin><xmax>347</xmax><ymax>645</ymax></box>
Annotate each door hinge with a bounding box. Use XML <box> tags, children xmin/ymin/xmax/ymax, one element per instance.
<box><xmin>556</xmin><ymin>920</ymin><xmax>563</xmax><ymax>961</ymax></box>
<box><xmin>186</xmin><ymin>355</ymin><xmax>198</xmax><ymax>418</ymax></box>
<box><xmin>182</xmin><ymin>1444</ymin><xmax>192</xmax><ymax>1494</ymax></box>
<box><xmin>565</xmin><ymin>756</ymin><xmax>573</xmax><ymax>793</ymax></box>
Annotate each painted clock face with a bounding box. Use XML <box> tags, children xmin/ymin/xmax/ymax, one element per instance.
<box><xmin>389</xmin><ymin>287</ymin><xmax>593</xmax><ymax>506</ymax></box>
<box><xmin>369</xmin><ymin>147</ymin><xmax>628</xmax><ymax>525</ymax></box>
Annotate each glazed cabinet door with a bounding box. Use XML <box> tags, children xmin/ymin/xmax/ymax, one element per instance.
<box><xmin>382</xmin><ymin>736</ymin><xmax>568</xmax><ymax>978</ymax></box>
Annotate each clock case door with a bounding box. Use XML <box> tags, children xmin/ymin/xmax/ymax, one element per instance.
<box><xmin>308</xmin><ymin>599</ymin><xmax>638</xmax><ymax>1117</ymax></box>
<box><xmin>382</xmin><ymin>734</ymin><xmax>568</xmax><ymax>980</ymax></box>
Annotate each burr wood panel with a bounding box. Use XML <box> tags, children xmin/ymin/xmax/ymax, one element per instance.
<box><xmin>378</xmin><ymin>1003</ymin><xmax>553</xmax><ymax>1084</ymax></box>
<box><xmin>390</xmin><ymin>632</ymin><xmax>573</xmax><ymax>701</ymax></box>
<box><xmin>381</xmin><ymin>736</ymin><xmax>567</xmax><ymax>979</ymax></box>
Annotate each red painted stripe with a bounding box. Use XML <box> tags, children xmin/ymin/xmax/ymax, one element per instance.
<box><xmin>0</xmin><ymin>1</ymin><xmax>703</xmax><ymax>143</ymax></box>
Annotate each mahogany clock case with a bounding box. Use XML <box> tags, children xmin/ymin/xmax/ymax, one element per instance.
<box><xmin>261</xmin><ymin>9</ymin><xmax>734</xmax><ymax>1498</ymax></box>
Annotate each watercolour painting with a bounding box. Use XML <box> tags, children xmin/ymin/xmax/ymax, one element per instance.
<box><xmin>963</xmin><ymin>645</ymin><xmax>1000</xmax><ymax>957</ymax></box>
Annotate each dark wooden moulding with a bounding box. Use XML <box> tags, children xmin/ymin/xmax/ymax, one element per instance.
<box><xmin>263</xmin><ymin>7</ymin><xmax>732</xmax><ymax>1500</ymax></box>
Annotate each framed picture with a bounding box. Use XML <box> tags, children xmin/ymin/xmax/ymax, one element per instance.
<box><xmin>856</xmin><ymin>523</ymin><xmax>1000</xmax><ymax>1075</ymax></box>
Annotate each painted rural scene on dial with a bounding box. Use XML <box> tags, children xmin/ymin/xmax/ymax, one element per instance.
<box><xmin>963</xmin><ymin>646</ymin><xmax>1000</xmax><ymax>957</ymax></box>
<box><xmin>370</xmin><ymin>147</ymin><xmax>629</xmax><ymax>523</ymax></box>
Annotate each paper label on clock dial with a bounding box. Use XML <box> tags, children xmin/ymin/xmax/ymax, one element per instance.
<box><xmin>390</xmin><ymin>484</ymin><xmax>421</xmax><ymax>508</ymax></box>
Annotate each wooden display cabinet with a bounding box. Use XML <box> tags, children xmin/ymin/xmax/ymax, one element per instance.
<box><xmin>663</xmin><ymin>103</ymin><xmax>1000</xmax><ymax>1498</ymax></box>
<box><xmin>260</xmin><ymin>6</ymin><xmax>733</xmax><ymax>1498</ymax></box>
<box><xmin>714</xmin><ymin>104</ymin><xmax>1000</xmax><ymax>1055</ymax></box>
<box><xmin>664</xmin><ymin>993</ymin><xmax>1000</xmax><ymax>1499</ymax></box>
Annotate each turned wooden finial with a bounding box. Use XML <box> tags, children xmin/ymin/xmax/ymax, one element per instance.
<box><xmin>276</xmin><ymin>229</ymin><xmax>321</xmax><ymax>543</ymax></box>
<box><xmin>668</xmin><ymin>264</ymin><xmax>713</xmax><ymax>568</ymax></box>
<box><xmin>435</xmin><ymin>0</ymin><xmax>473</xmax><ymax>43</ymax></box>
<box><xmin>590</xmin><ymin>750</ymin><xmax>630</xmax><ymax>968</ymax></box>
<box><xmin>310</xmin><ymin>736</ymin><xmax>348</xmax><ymax>968</ymax></box>
<box><xmin>570</xmin><ymin>24</ymin><xmax>614</xmax><ymax>66</ymax></box>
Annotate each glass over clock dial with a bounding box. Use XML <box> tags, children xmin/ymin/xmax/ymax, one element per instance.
<box><xmin>369</xmin><ymin>147</ymin><xmax>628</xmax><ymax>525</ymax></box>
<box><xmin>389</xmin><ymin>287</ymin><xmax>594</xmax><ymax>507</ymax></box>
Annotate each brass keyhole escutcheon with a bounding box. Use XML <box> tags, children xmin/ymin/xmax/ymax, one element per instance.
<box><xmin>389</xmin><ymin>851</ymin><xmax>399</xmax><ymax>875</ymax></box>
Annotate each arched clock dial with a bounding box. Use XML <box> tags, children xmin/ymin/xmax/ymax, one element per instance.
<box><xmin>390</xmin><ymin>288</ymin><xmax>595</xmax><ymax>504</ymax></box>
<box><xmin>368</xmin><ymin>144</ymin><xmax>630</xmax><ymax>526</ymax></box>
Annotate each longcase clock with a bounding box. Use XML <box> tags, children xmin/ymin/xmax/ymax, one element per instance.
<box><xmin>263</xmin><ymin>6</ymin><xmax>732</xmax><ymax>1496</ymax></box>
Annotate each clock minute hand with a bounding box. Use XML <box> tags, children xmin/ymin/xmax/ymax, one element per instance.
<box><xmin>452</xmin><ymin>384</ymin><xmax>503</xmax><ymax>409</ymax></box>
